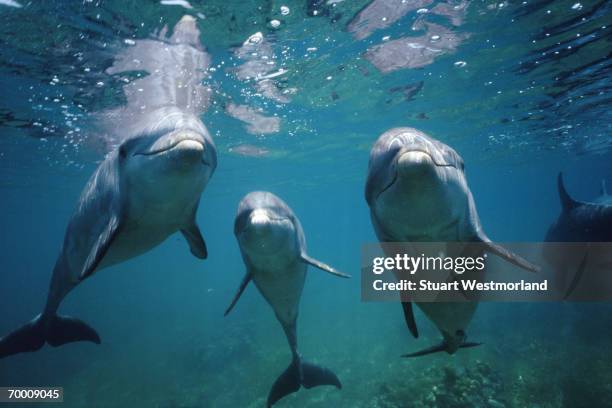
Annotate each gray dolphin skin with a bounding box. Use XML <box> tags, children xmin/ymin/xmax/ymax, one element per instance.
<box><xmin>544</xmin><ymin>173</ymin><xmax>612</xmax><ymax>297</ymax></box>
<box><xmin>0</xmin><ymin>15</ymin><xmax>217</xmax><ymax>359</ymax></box>
<box><xmin>365</xmin><ymin>127</ymin><xmax>539</xmax><ymax>357</ymax></box>
<box><xmin>546</xmin><ymin>173</ymin><xmax>612</xmax><ymax>243</ymax></box>
<box><xmin>224</xmin><ymin>191</ymin><xmax>349</xmax><ymax>407</ymax></box>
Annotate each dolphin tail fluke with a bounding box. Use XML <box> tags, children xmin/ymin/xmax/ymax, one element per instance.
<box><xmin>267</xmin><ymin>358</ymin><xmax>342</xmax><ymax>407</ymax></box>
<box><xmin>301</xmin><ymin>361</ymin><xmax>342</xmax><ymax>389</ymax></box>
<box><xmin>46</xmin><ymin>315</ymin><xmax>101</xmax><ymax>347</ymax></box>
<box><xmin>0</xmin><ymin>315</ymin><xmax>46</xmax><ymax>359</ymax></box>
<box><xmin>267</xmin><ymin>359</ymin><xmax>301</xmax><ymax>407</ymax></box>
<box><xmin>401</xmin><ymin>341</ymin><xmax>482</xmax><ymax>358</ymax></box>
<box><xmin>0</xmin><ymin>314</ymin><xmax>100</xmax><ymax>359</ymax></box>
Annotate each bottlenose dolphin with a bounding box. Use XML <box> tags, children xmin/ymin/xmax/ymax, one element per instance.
<box><xmin>365</xmin><ymin>127</ymin><xmax>538</xmax><ymax>357</ymax></box>
<box><xmin>0</xmin><ymin>15</ymin><xmax>217</xmax><ymax>359</ymax></box>
<box><xmin>224</xmin><ymin>191</ymin><xmax>349</xmax><ymax>407</ymax></box>
<box><xmin>546</xmin><ymin>173</ymin><xmax>612</xmax><ymax>242</ymax></box>
<box><xmin>544</xmin><ymin>173</ymin><xmax>612</xmax><ymax>298</ymax></box>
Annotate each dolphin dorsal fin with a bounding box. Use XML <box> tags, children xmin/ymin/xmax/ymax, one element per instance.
<box><xmin>602</xmin><ymin>179</ymin><xmax>608</xmax><ymax>196</ymax></box>
<box><xmin>558</xmin><ymin>172</ymin><xmax>580</xmax><ymax>211</ymax></box>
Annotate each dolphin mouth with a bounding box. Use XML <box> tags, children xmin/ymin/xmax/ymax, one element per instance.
<box><xmin>244</xmin><ymin>216</ymin><xmax>289</xmax><ymax>229</ymax></box>
<box><xmin>374</xmin><ymin>149</ymin><xmax>456</xmax><ymax>201</ymax></box>
<box><xmin>398</xmin><ymin>149</ymin><xmax>456</xmax><ymax>168</ymax></box>
<box><xmin>134</xmin><ymin>138</ymin><xmax>205</xmax><ymax>156</ymax></box>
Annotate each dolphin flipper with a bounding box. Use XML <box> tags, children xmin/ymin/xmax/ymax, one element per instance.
<box><xmin>563</xmin><ymin>245</ymin><xmax>590</xmax><ymax>300</ymax></box>
<box><xmin>402</xmin><ymin>341</ymin><xmax>481</xmax><ymax>358</ymax></box>
<box><xmin>224</xmin><ymin>273</ymin><xmax>252</xmax><ymax>316</ymax></box>
<box><xmin>300</xmin><ymin>254</ymin><xmax>351</xmax><ymax>278</ymax></box>
<box><xmin>401</xmin><ymin>301</ymin><xmax>419</xmax><ymax>338</ymax></box>
<box><xmin>0</xmin><ymin>314</ymin><xmax>100</xmax><ymax>359</ymax></box>
<box><xmin>481</xmin><ymin>241</ymin><xmax>540</xmax><ymax>273</ymax></box>
<box><xmin>267</xmin><ymin>358</ymin><xmax>341</xmax><ymax>407</ymax></box>
<box><xmin>80</xmin><ymin>213</ymin><xmax>122</xmax><ymax>280</ymax></box>
<box><xmin>472</xmin><ymin>232</ymin><xmax>540</xmax><ymax>273</ymax></box>
<box><xmin>181</xmin><ymin>222</ymin><xmax>208</xmax><ymax>259</ymax></box>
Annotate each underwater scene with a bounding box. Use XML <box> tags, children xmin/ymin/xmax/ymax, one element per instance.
<box><xmin>0</xmin><ymin>0</ymin><xmax>611</xmax><ymax>407</ymax></box>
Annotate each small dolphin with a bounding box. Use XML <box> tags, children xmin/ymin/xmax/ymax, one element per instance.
<box><xmin>365</xmin><ymin>128</ymin><xmax>538</xmax><ymax>357</ymax></box>
<box><xmin>544</xmin><ymin>173</ymin><xmax>612</xmax><ymax>298</ymax></box>
<box><xmin>225</xmin><ymin>191</ymin><xmax>349</xmax><ymax>407</ymax></box>
<box><xmin>0</xmin><ymin>16</ymin><xmax>218</xmax><ymax>359</ymax></box>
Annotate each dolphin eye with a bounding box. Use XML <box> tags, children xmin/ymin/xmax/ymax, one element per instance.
<box><xmin>119</xmin><ymin>145</ymin><xmax>127</xmax><ymax>158</ymax></box>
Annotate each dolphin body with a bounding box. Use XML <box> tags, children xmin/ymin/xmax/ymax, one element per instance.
<box><xmin>546</xmin><ymin>173</ymin><xmax>612</xmax><ymax>243</ymax></box>
<box><xmin>0</xmin><ymin>16</ymin><xmax>217</xmax><ymax>359</ymax></box>
<box><xmin>225</xmin><ymin>191</ymin><xmax>348</xmax><ymax>407</ymax></box>
<box><xmin>544</xmin><ymin>173</ymin><xmax>612</xmax><ymax>298</ymax></box>
<box><xmin>365</xmin><ymin>127</ymin><xmax>538</xmax><ymax>357</ymax></box>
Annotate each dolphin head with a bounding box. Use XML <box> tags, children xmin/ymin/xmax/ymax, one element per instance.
<box><xmin>118</xmin><ymin>125</ymin><xmax>217</xmax><ymax>205</ymax></box>
<box><xmin>234</xmin><ymin>192</ymin><xmax>298</xmax><ymax>257</ymax></box>
<box><xmin>365</xmin><ymin>128</ymin><xmax>469</xmax><ymax>239</ymax></box>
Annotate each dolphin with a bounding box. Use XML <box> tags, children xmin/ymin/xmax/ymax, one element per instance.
<box><xmin>544</xmin><ymin>173</ymin><xmax>612</xmax><ymax>298</ymax></box>
<box><xmin>546</xmin><ymin>173</ymin><xmax>612</xmax><ymax>242</ymax></box>
<box><xmin>224</xmin><ymin>191</ymin><xmax>349</xmax><ymax>407</ymax></box>
<box><xmin>0</xmin><ymin>15</ymin><xmax>217</xmax><ymax>359</ymax></box>
<box><xmin>364</xmin><ymin>127</ymin><xmax>538</xmax><ymax>357</ymax></box>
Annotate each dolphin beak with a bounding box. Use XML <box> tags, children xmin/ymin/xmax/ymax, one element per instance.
<box><xmin>249</xmin><ymin>209</ymin><xmax>271</xmax><ymax>226</ymax></box>
<box><xmin>171</xmin><ymin>139</ymin><xmax>206</xmax><ymax>164</ymax></box>
<box><xmin>134</xmin><ymin>128</ymin><xmax>207</xmax><ymax>160</ymax></box>
<box><xmin>396</xmin><ymin>150</ymin><xmax>435</xmax><ymax>176</ymax></box>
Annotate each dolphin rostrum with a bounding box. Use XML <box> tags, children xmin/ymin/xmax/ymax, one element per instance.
<box><xmin>365</xmin><ymin>127</ymin><xmax>538</xmax><ymax>357</ymax></box>
<box><xmin>0</xmin><ymin>16</ymin><xmax>217</xmax><ymax>359</ymax></box>
<box><xmin>225</xmin><ymin>191</ymin><xmax>349</xmax><ymax>407</ymax></box>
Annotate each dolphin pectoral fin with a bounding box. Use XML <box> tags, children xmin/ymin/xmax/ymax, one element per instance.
<box><xmin>483</xmin><ymin>241</ymin><xmax>540</xmax><ymax>273</ymax></box>
<box><xmin>0</xmin><ymin>314</ymin><xmax>100</xmax><ymax>359</ymax></box>
<box><xmin>401</xmin><ymin>301</ymin><xmax>419</xmax><ymax>338</ymax></box>
<box><xmin>563</xmin><ymin>245</ymin><xmax>590</xmax><ymax>300</ymax></box>
<box><xmin>473</xmin><ymin>234</ymin><xmax>540</xmax><ymax>273</ymax></box>
<box><xmin>300</xmin><ymin>254</ymin><xmax>351</xmax><ymax>278</ymax></box>
<box><xmin>80</xmin><ymin>214</ymin><xmax>122</xmax><ymax>280</ymax></box>
<box><xmin>181</xmin><ymin>222</ymin><xmax>208</xmax><ymax>259</ymax></box>
<box><xmin>224</xmin><ymin>273</ymin><xmax>252</xmax><ymax>316</ymax></box>
<box><xmin>267</xmin><ymin>358</ymin><xmax>342</xmax><ymax>407</ymax></box>
<box><xmin>301</xmin><ymin>361</ymin><xmax>342</xmax><ymax>389</ymax></box>
<box><xmin>402</xmin><ymin>340</ymin><xmax>482</xmax><ymax>358</ymax></box>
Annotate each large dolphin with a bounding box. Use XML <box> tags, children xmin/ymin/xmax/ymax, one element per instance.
<box><xmin>544</xmin><ymin>173</ymin><xmax>612</xmax><ymax>298</ymax></box>
<box><xmin>0</xmin><ymin>15</ymin><xmax>217</xmax><ymax>359</ymax></box>
<box><xmin>224</xmin><ymin>191</ymin><xmax>349</xmax><ymax>407</ymax></box>
<box><xmin>365</xmin><ymin>127</ymin><xmax>538</xmax><ymax>357</ymax></box>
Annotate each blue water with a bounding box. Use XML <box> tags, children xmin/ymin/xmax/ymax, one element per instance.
<box><xmin>1</xmin><ymin>0</ymin><xmax>611</xmax><ymax>407</ymax></box>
